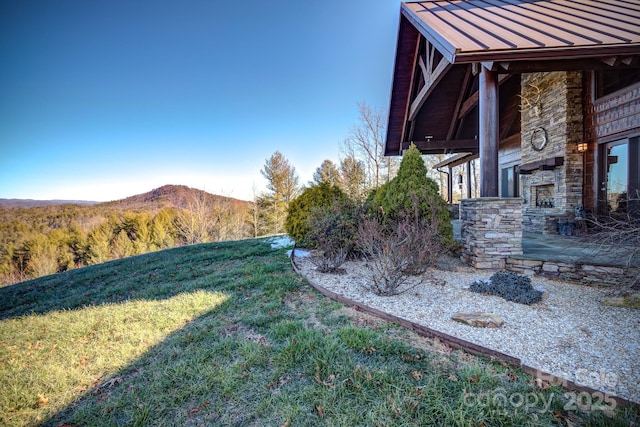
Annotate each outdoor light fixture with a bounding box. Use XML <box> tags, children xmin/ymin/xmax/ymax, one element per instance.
<box><xmin>577</xmin><ymin>142</ymin><xmax>588</xmax><ymax>152</ymax></box>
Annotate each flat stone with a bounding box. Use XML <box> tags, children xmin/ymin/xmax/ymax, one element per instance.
<box><xmin>602</xmin><ymin>295</ymin><xmax>640</xmax><ymax>310</ymax></box>
<box><xmin>451</xmin><ymin>312</ymin><xmax>505</xmax><ymax>328</ymax></box>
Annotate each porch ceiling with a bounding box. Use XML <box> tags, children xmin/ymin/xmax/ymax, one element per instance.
<box><xmin>386</xmin><ymin>0</ymin><xmax>640</xmax><ymax>157</ymax></box>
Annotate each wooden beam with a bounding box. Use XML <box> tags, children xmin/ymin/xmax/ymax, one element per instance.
<box><xmin>519</xmin><ymin>156</ymin><xmax>564</xmax><ymax>174</ymax></box>
<box><xmin>447</xmin><ymin>65</ymin><xmax>472</xmax><ymax>141</ymax></box>
<box><xmin>458</xmin><ymin>74</ymin><xmax>511</xmax><ymax>120</ymax></box>
<box><xmin>418</xmin><ymin>55</ymin><xmax>428</xmax><ymax>80</ymax></box>
<box><xmin>500</xmin><ymin>133</ymin><xmax>521</xmax><ymax>148</ymax></box>
<box><xmin>501</xmin><ymin>94</ymin><xmax>521</xmax><ymax>139</ymax></box>
<box><xmin>408</xmin><ymin>138</ymin><xmax>478</xmax><ymax>153</ymax></box>
<box><xmin>399</xmin><ymin>33</ymin><xmax>422</xmax><ymax>154</ymax></box>
<box><xmin>479</xmin><ymin>66</ymin><xmax>499</xmax><ymax>197</ymax></box>
<box><xmin>458</xmin><ymin>91</ymin><xmax>478</xmax><ymax>119</ymax></box>
<box><xmin>408</xmin><ymin>40</ymin><xmax>452</xmax><ymax>121</ymax></box>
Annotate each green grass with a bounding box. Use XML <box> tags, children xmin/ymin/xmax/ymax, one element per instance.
<box><xmin>0</xmin><ymin>238</ymin><xmax>637</xmax><ymax>426</ymax></box>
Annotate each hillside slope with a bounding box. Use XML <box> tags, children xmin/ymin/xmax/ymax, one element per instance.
<box><xmin>0</xmin><ymin>238</ymin><xmax>634</xmax><ymax>426</ymax></box>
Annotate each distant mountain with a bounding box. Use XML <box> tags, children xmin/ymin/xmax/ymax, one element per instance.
<box><xmin>0</xmin><ymin>185</ymin><xmax>250</xmax><ymax>211</ymax></box>
<box><xmin>0</xmin><ymin>199</ymin><xmax>99</xmax><ymax>208</ymax></box>
<box><xmin>98</xmin><ymin>185</ymin><xmax>250</xmax><ymax>211</ymax></box>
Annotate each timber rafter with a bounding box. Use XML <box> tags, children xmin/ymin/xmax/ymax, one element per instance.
<box><xmin>409</xmin><ymin>38</ymin><xmax>452</xmax><ymax>121</ymax></box>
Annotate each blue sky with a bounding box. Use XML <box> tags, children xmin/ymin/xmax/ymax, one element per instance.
<box><xmin>0</xmin><ymin>0</ymin><xmax>400</xmax><ymax>201</ymax></box>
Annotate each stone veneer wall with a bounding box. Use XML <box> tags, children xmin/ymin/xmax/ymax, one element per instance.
<box><xmin>506</xmin><ymin>257</ymin><xmax>639</xmax><ymax>288</ymax></box>
<box><xmin>460</xmin><ymin>198</ymin><xmax>523</xmax><ymax>269</ymax></box>
<box><xmin>520</xmin><ymin>72</ymin><xmax>584</xmax><ymax>232</ymax></box>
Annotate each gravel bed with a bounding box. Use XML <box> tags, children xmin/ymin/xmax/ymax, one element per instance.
<box><xmin>294</xmin><ymin>253</ymin><xmax>640</xmax><ymax>404</ymax></box>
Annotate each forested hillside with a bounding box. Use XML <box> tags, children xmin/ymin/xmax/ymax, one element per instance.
<box><xmin>0</xmin><ymin>185</ymin><xmax>252</xmax><ymax>286</ymax></box>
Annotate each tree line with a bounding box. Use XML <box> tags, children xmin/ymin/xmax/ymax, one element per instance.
<box><xmin>253</xmin><ymin>102</ymin><xmax>398</xmax><ymax>236</ymax></box>
<box><xmin>1</xmin><ymin>102</ymin><xmax>412</xmax><ymax>286</ymax></box>
<box><xmin>0</xmin><ymin>190</ymin><xmax>253</xmax><ymax>286</ymax></box>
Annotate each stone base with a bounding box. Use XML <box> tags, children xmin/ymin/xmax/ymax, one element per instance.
<box><xmin>506</xmin><ymin>257</ymin><xmax>638</xmax><ymax>287</ymax></box>
<box><xmin>523</xmin><ymin>211</ymin><xmax>567</xmax><ymax>234</ymax></box>
<box><xmin>460</xmin><ymin>198</ymin><xmax>523</xmax><ymax>270</ymax></box>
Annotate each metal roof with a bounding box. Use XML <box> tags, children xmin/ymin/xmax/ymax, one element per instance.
<box><xmin>385</xmin><ymin>0</ymin><xmax>640</xmax><ymax>156</ymax></box>
<box><xmin>402</xmin><ymin>0</ymin><xmax>640</xmax><ymax>63</ymax></box>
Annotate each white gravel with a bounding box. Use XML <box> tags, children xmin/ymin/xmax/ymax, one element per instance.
<box><xmin>294</xmin><ymin>253</ymin><xmax>640</xmax><ymax>404</ymax></box>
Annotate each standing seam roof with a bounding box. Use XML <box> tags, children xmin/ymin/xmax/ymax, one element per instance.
<box><xmin>402</xmin><ymin>0</ymin><xmax>640</xmax><ymax>62</ymax></box>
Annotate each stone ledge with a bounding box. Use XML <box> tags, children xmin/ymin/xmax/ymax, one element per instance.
<box><xmin>506</xmin><ymin>258</ymin><xmax>639</xmax><ymax>287</ymax></box>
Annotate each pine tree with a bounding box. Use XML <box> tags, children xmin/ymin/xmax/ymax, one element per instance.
<box><xmin>86</xmin><ymin>222</ymin><xmax>113</xmax><ymax>265</ymax></box>
<box><xmin>313</xmin><ymin>159</ymin><xmax>341</xmax><ymax>186</ymax></box>
<box><xmin>259</xmin><ymin>151</ymin><xmax>300</xmax><ymax>234</ymax></box>
<box><xmin>381</xmin><ymin>143</ymin><xmax>453</xmax><ymax>245</ymax></box>
<box><xmin>339</xmin><ymin>156</ymin><xmax>366</xmax><ymax>201</ymax></box>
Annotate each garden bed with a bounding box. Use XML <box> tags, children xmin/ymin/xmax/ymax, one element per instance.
<box><xmin>293</xmin><ymin>251</ymin><xmax>640</xmax><ymax>406</ymax></box>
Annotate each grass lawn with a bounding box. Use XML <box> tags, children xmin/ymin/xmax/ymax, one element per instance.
<box><xmin>0</xmin><ymin>238</ymin><xmax>637</xmax><ymax>426</ymax></box>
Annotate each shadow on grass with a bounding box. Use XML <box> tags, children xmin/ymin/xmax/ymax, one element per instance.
<box><xmin>0</xmin><ymin>239</ymin><xmax>281</xmax><ymax>321</ymax></box>
<box><xmin>1</xmin><ymin>238</ymin><xmax>306</xmax><ymax>426</ymax></box>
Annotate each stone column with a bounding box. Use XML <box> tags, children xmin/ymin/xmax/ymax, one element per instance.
<box><xmin>460</xmin><ymin>198</ymin><xmax>523</xmax><ymax>269</ymax></box>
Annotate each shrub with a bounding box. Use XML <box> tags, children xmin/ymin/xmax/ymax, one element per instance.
<box><xmin>356</xmin><ymin>195</ymin><xmax>447</xmax><ymax>296</ymax></box>
<box><xmin>306</xmin><ymin>199</ymin><xmax>359</xmax><ymax>273</ymax></box>
<box><xmin>357</xmin><ymin>214</ymin><xmax>414</xmax><ymax>296</ymax></box>
<box><xmin>469</xmin><ymin>272</ymin><xmax>543</xmax><ymax>305</ymax></box>
<box><xmin>379</xmin><ymin>144</ymin><xmax>453</xmax><ymax>247</ymax></box>
<box><xmin>285</xmin><ymin>183</ymin><xmax>347</xmax><ymax>246</ymax></box>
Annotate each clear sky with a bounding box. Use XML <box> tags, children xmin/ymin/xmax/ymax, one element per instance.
<box><xmin>0</xmin><ymin>0</ymin><xmax>400</xmax><ymax>202</ymax></box>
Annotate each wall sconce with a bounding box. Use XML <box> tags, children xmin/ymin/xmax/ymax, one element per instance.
<box><xmin>458</xmin><ymin>173</ymin><xmax>463</xmax><ymax>190</ymax></box>
<box><xmin>577</xmin><ymin>142</ymin><xmax>588</xmax><ymax>152</ymax></box>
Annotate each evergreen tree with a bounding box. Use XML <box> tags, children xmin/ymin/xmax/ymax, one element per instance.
<box><xmin>150</xmin><ymin>209</ymin><xmax>177</xmax><ymax>250</ymax></box>
<box><xmin>313</xmin><ymin>159</ymin><xmax>341</xmax><ymax>186</ymax></box>
<box><xmin>86</xmin><ymin>222</ymin><xmax>113</xmax><ymax>265</ymax></box>
<box><xmin>259</xmin><ymin>151</ymin><xmax>300</xmax><ymax>234</ymax></box>
<box><xmin>111</xmin><ymin>229</ymin><xmax>135</xmax><ymax>259</ymax></box>
<box><xmin>23</xmin><ymin>233</ymin><xmax>58</xmax><ymax>278</ymax></box>
<box><xmin>381</xmin><ymin>143</ymin><xmax>453</xmax><ymax>245</ymax></box>
<box><xmin>339</xmin><ymin>156</ymin><xmax>367</xmax><ymax>201</ymax></box>
<box><xmin>285</xmin><ymin>183</ymin><xmax>347</xmax><ymax>245</ymax></box>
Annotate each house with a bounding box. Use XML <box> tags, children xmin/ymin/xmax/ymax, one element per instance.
<box><xmin>384</xmin><ymin>0</ymin><xmax>640</xmax><ymax>269</ymax></box>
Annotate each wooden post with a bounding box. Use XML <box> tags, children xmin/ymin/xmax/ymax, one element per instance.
<box><xmin>479</xmin><ymin>65</ymin><xmax>499</xmax><ymax>197</ymax></box>
<box><xmin>447</xmin><ymin>166</ymin><xmax>453</xmax><ymax>203</ymax></box>
<box><xmin>466</xmin><ymin>160</ymin><xmax>472</xmax><ymax>198</ymax></box>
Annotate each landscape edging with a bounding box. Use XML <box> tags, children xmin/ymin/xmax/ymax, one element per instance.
<box><xmin>289</xmin><ymin>249</ymin><xmax>639</xmax><ymax>411</ymax></box>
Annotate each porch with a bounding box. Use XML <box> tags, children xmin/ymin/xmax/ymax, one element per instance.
<box><xmin>453</xmin><ymin>220</ymin><xmax>640</xmax><ymax>286</ymax></box>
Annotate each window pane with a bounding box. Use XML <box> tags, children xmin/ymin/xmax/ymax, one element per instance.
<box><xmin>607</xmin><ymin>143</ymin><xmax>628</xmax><ymax>213</ymax></box>
<box><xmin>501</xmin><ymin>167</ymin><xmax>514</xmax><ymax>197</ymax></box>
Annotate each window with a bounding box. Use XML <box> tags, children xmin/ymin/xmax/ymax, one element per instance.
<box><xmin>501</xmin><ymin>166</ymin><xmax>519</xmax><ymax>198</ymax></box>
<box><xmin>602</xmin><ymin>137</ymin><xmax>640</xmax><ymax>216</ymax></box>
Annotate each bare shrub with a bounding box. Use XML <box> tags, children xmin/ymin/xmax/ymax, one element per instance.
<box><xmin>356</xmin><ymin>193</ymin><xmax>448</xmax><ymax>296</ymax></box>
<box><xmin>306</xmin><ymin>200</ymin><xmax>359</xmax><ymax>273</ymax></box>
<box><xmin>584</xmin><ymin>190</ymin><xmax>640</xmax><ymax>295</ymax></box>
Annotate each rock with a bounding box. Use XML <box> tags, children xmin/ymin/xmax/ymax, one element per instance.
<box><xmin>602</xmin><ymin>294</ymin><xmax>640</xmax><ymax>310</ymax></box>
<box><xmin>452</xmin><ymin>312</ymin><xmax>504</xmax><ymax>328</ymax></box>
